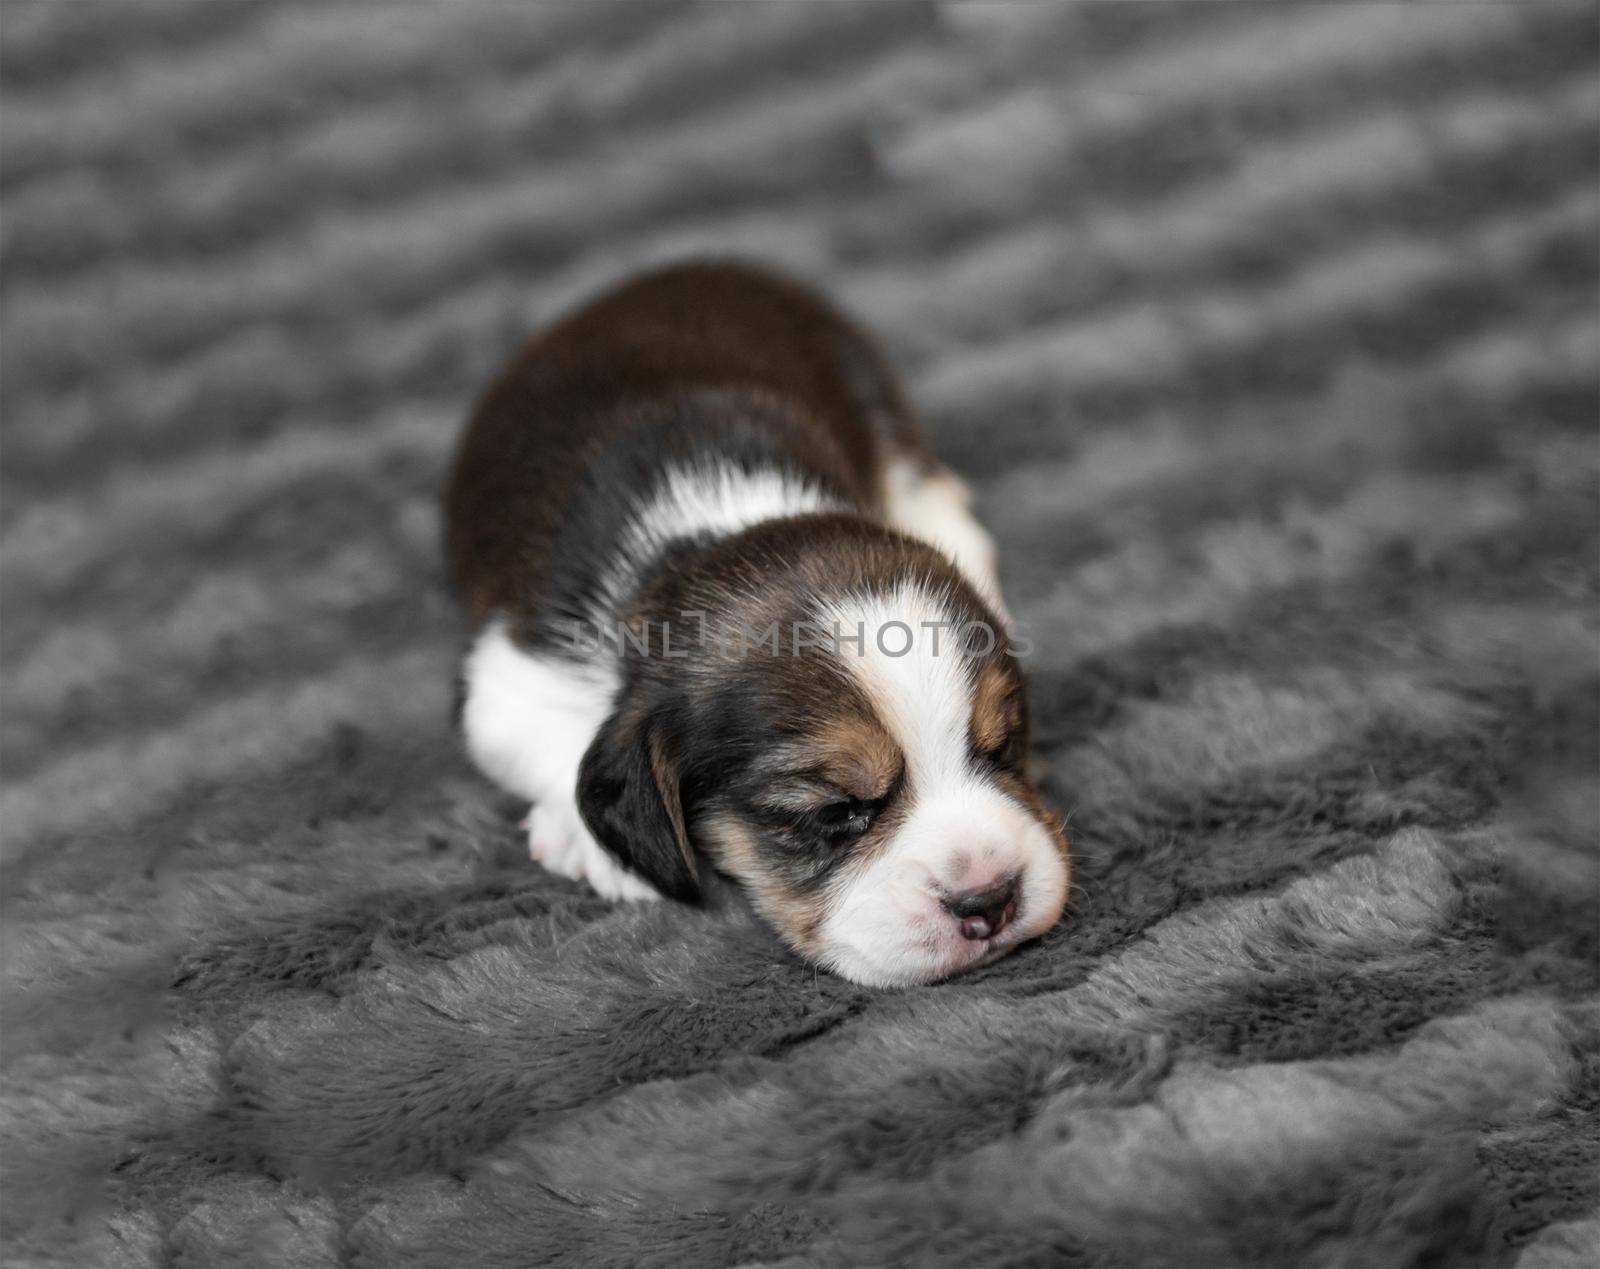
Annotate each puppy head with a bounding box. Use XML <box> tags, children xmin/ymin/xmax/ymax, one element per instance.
<box><xmin>578</xmin><ymin>517</ymin><xmax>1069</xmax><ymax>986</ymax></box>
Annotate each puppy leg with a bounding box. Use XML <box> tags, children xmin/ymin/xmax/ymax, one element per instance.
<box><xmin>461</xmin><ymin>623</ymin><xmax>660</xmax><ymax>902</ymax></box>
<box><xmin>881</xmin><ymin>458</ymin><xmax>1011</xmax><ymax>622</ymax></box>
<box><xmin>525</xmin><ymin>803</ymin><xmax>661</xmax><ymax>903</ymax></box>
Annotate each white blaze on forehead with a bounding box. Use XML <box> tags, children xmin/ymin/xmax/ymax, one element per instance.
<box><xmin>811</xmin><ymin>579</ymin><xmax>1070</xmax><ymax>987</ymax></box>
<box><xmin>814</xmin><ymin>579</ymin><xmax>977</xmax><ymax>790</ymax></box>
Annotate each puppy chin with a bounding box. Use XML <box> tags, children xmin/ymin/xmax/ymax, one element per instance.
<box><xmin>813</xmin><ymin>789</ymin><xmax>1069</xmax><ymax>988</ymax></box>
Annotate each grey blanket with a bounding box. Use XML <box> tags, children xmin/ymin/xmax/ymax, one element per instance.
<box><xmin>3</xmin><ymin>3</ymin><xmax>1596</xmax><ymax>1265</ymax></box>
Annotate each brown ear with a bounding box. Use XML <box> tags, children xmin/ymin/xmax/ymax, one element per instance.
<box><xmin>576</xmin><ymin>709</ymin><xmax>699</xmax><ymax>901</ymax></box>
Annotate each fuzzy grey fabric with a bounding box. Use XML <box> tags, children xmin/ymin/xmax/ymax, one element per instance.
<box><xmin>3</xmin><ymin>3</ymin><xmax>1598</xmax><ymax>1266</ymax></box>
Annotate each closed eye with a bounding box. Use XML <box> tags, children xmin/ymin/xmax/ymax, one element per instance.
<box><xmin>749</xmin><ymin>783</ymin><xmax>884</xmax><ymax>840</ymax></box>
<box><xmin>750</xmin><ymin>758</ymin><xmax>903</xmax><ymax>846</ymax></box>
<box><xmin>810</xmin><ymin>796</ymin><xmax>878</xmax><ymax>843</ymax></box>
<box><xmin>974</xmin><ymin>729</ymin><xmax>1025</xmax><ymax>773</ymax></box>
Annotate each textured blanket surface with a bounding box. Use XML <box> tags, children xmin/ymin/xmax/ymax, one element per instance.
<box><xmin>3</xmin><ymin>3</ymin><xmax>1598</xmax><ymax>1266</ymax></box>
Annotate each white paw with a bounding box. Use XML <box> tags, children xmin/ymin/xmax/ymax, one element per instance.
<box><xmin>526</xmin><ymin>803</ymin><xmax>661</xmax><ymax>903</ymax></box>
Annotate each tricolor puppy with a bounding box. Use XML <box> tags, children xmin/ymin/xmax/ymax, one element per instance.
<box><xmin>446</xmin><ymin>263</ymin><xmax>1068</xmax><ymax>986</ymax></box>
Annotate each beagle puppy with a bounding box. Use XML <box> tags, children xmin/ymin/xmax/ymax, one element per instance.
<box><xmin>446</xmin><ymin>262</ymin><xmax>1068</xmax><ymax>986</ymax></box>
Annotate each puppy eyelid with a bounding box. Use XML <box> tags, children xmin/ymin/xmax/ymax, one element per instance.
<box><xmin>759</xmin><ymin>783</ymin><xmax>832</xmax><ymax>814</ymax></box>
<box><xmin>757</xmin><ymin>758</ymin><xmax>903</xmax><ymax>816</ymax></box>
<box><xmin>757</xmin><ymin>774</ymin><xmax>864</xmax><ymax>814</ymax></box>
<box><xmin>972</xmin><ymin>728</ymin><xmax>1021</xmax><ymax>769</ymax></box>
<box><xmin>802</xmin><ymin>784</ymin><xmax>881</xmax><ymax>815</ymax></box>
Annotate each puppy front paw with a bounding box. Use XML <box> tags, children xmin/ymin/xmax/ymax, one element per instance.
<box><xmin>526</xmin><ymin>804</ymin><xmax>661</xmax><ymax>903</ymax></box>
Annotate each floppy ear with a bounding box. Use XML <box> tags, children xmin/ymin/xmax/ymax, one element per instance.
<box><xmin>576</xmin><ymin>708</ymin><xmax>700</xmax><ymax>902</ymax></box>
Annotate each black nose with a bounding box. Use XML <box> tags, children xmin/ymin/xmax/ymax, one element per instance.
<box><xmin>943</xmin><ymin>877</ymin><xmax>1018</xmax><ymax>941</ymax></box>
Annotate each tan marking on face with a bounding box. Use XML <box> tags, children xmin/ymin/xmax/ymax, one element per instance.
<box><xmin>971</xmin><ymin>660</ymin><xmax>1022</xmax><ymax>756</ymax></box>
<box><xmin>694</xmin><ymin>697</ymin><xmax>916</xmax><ymax>961</ymax></box>
<box><xmin>805</xmin><ymin>712</ymin><xmax>903</xmax><ymax>802</ymax></box>
<box><xmin>695</xmin><ymin>811</ymin><xmax>829</xmax><ymax>954</ymax></box>
<box><xmin>750</xmin><ymin>695</ymin><xmax>904</xmax><ymax>813</ymax></box>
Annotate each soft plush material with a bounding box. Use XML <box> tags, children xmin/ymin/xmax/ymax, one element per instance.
<box><xmin>2</xmin><ymin>3</ymin><xmax>1596</xmax><ymax>1266</ymax></box>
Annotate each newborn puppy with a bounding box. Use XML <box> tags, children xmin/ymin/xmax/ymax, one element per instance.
<box><xmin>446</xmin><ymin>262</ymin><xmax>1068</xmax><ymax>986</ymax></box>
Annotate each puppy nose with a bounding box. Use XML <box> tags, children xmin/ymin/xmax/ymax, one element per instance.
<box><xmin>943</xmin><ymin>877</ymin><xmax>1018</xmax><ymax>941</ymax></box>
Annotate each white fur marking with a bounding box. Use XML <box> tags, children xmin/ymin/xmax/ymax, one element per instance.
<box><xmin>817</xmin><ymin>582</ymin><xmax>977</xmax><ymax>793</ymax></box>
<box><xmin>813</xmin><ymin>580</ymin><xmax>1066</xmax><ymax>986</ymax></box>
<box><xmin>598</xmin><ymin>462</ymin><xmax>844</xmax><ymax>621</ymax></box>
